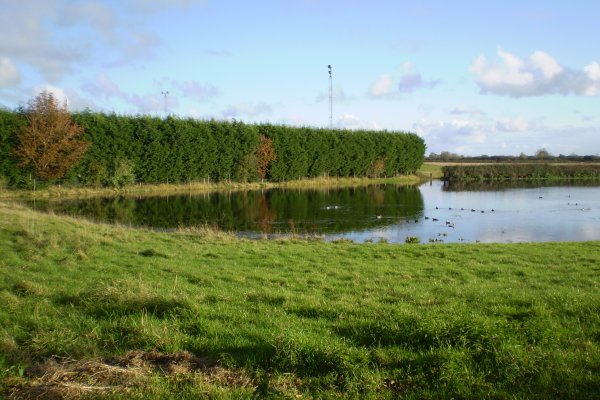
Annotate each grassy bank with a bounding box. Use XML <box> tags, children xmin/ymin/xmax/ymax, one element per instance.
<box><xmin>443</xmin><ymin>163</ymin><xmax>600</xmax><ymax>181</ymax></box>
<box><xmin>417</xmin><ymin>163</ymin><xmax>443</xmax><ymax>179</ymax></box>
<box><xmin>1</xmin><ymin>203</ymin><xmax>599</xmax><ymax>399</ymax></box>
<box><xmin>0</xmin><ymin>175</ymin><xmax>421</xmax><ymax>201</ymax></box>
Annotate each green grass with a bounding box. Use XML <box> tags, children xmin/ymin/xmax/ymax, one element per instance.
<box><xmin>1</xmin><ymin>202</ymin><xmax>599</xmax><ymax>399</ymax></box>
<box><xmin>418</xmin><ymin>163</ymin><xmax>443</xmax><ymax>179</ymax></box>
<box><xmin>0</xmin><ymin>174</ymin><xmax>421</xmax><ymax>201</ymax></box>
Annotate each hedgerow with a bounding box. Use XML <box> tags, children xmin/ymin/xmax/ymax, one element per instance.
<box><xmin>0</xmin><ymin>110</ymin><xmax>425</xmax><ymax>187</ymax></box>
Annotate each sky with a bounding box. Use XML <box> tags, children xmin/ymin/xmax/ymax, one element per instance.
<box><xmin>1</xmin><ymin>0</ymin><xmax>599</xmax><ymax>156</ymax></box>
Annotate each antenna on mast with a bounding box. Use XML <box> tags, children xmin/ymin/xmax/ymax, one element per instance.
<box><xmin>328</xmin><ymin>65</ymin><xmax>333</xmax><ymax>128</ymax></box>
<box><xmin>161</xmin><ymin>90</ymin><xmax>169</xmax><ymax>116</ymax></box>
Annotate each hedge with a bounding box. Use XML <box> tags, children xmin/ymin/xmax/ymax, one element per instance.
<box><xmin>0</xmin><ymin>110</ymin><xmax>425</xmax><ymax>187</ymax></box>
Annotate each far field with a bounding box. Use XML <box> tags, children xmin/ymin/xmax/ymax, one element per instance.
<box><xmin>1</xmin><ymin>202</ymin><xmax>599</xmax><ymax>399</ymax></box>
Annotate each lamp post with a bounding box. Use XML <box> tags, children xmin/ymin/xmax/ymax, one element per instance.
<box><xmin>161</xmin><ymin>90</ymin><xmax>169</xmax><ymax>116</ymax></box>
<box><xmin>328</xmin><ymin>65</ymin><xmax>333</xmax><ymax>128</ymax></box>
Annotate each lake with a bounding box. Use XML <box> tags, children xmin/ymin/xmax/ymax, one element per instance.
<box><xmin>26</xmin><ymin>180</ymin><xmax>600</xmax><ymax>244</ymax></box>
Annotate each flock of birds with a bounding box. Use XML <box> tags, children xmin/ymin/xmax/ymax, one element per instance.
<box><xmin>322</xmin><ymin>193</ymin><xmax>590</xmax><ymax>243</ymax></box>
<box><xmin>320</xmin><ymin>191</ymin><xmax>593</xmax><ymax>243</ymax></box>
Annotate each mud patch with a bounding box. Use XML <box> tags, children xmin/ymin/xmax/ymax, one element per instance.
<box><xmin>7</xmin><ymin>351</ymin><xmax>253</xmax><ymax>399</ymax></box>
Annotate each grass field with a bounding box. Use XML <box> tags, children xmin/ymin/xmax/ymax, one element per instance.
<box><xmin>1</xmin><ymin>202</ymin><xmax>599</xmax><ymax>399</ymax></box>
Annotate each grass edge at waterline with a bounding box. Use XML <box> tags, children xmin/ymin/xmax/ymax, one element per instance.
<box><xmin>1</xmin><ymin>203</ymin><xmax>599</xmax><ymax>399</ymax></box>
<box><xmin>0</xmin><ymin>174</ymin><xmax>423</xmax><ymax>200</ymax></box>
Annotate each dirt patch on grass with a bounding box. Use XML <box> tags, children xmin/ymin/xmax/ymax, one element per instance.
<box><xmin>7</xmin><ymin>351</ymin><xmax>253</xmax><ymax>399</ymax></box>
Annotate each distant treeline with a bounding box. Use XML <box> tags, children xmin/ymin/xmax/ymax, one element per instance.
<box><xmin>428</xmin><ymin>150</ymin><xmax>600</xmax><ymax>163</ymax></box>
<box><xmin>0</xmin><ymin>109</ymin><xmax>425</xmax><ymax>188</ymax></box>
<box><xmin>443</xmin><ymin>164</ymin><xmax>600</xmax><ymax>182</ymax></box>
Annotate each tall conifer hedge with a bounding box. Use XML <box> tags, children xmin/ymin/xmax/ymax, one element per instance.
<box><xmin>0</xmin><ymin>110</ymin><xmax>425</xmax><ymax>187</ymax></box>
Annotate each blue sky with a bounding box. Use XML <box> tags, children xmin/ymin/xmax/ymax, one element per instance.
<box><xmin>1</xmin><ymin>0</ymin><xmax>599</xmax><ymax>156</ymax></box>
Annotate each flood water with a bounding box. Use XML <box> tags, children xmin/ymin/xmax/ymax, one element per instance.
<box><xmin>27</xmin><ymin>180</ymin><xmax>600</xmax><ymax>244</ymax></box>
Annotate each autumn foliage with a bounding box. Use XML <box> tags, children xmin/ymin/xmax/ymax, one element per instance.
<box><xmin>14</xmin><ymin>91</ymin><xmax>89</xmax><ymax>181</ymax></box>
<box><xmin>256</xmin><ymin>134</ymin><xmax>276</xmax><ymax>180</ymax></box>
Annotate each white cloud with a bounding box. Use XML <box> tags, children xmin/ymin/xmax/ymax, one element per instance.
<box><xmin>128</xmin><ymin>94</ymin><xmax>169</xmax><ymax>113</ymax></box>
<box><xmin>495</xmin><ymin>118</ymin><xmax>530</xmax><ymax>132</ymax></box>
<box><xmin>335</xmin><ymin>114</ymin><xmax>381</xmax><ymax>130</ymax></box>
<box><xmin>530</xmin><ymin>51</ymin><xmax>563</xmax><ymax>79</ymax></box>
<box><xmin>0</xmin><ymin>1</ymin><xmax>86</xmax><ymax>82</ymax></box>
<box><xmin>222</xmin><ymin>102</ymin><xmax>272</xmax><ymax>118</ymax></box>
<box><xmin>58</xmin><ymin>2</ymin><xmax>116</xmax><ymax>34</ymax></box>
<box><xmin>0</xmin><ymin>1</ymin><xmax>201</xmax><ymax>83</ymax></box>
<box><xmin>368</xmin><ymin>65</ymin><xmax>440</xmax><ymax>98</ymax></box>
<box><xmin>129</xmin><ymin>0</ymin><xmax>207</xmax><ymax>14</ymax></box>
<box><xmin>470</xmin><ymin>47</ymin><xmax>600</xmax><ymax>97</ymax></box>
<box><xmin>449</xmin><ymin>105</ymin><xmax>485</xmax><ymax>116</ymax></box>
<box><xmin>397</xmin><ymin>73</ymin><xmax>440</xmax><ymax>93</ymax></box>
<box><xmin>315</xmin><ymin>87</ymin><xmax>351</xmax><ymax>103</ymax></box>
<box><xmin>0</xmin><ymin>57</ymin><xmax>21</xmax><ymax>88</ymax></box>
<box><xmin>368</xmin><ymin>74</ymin><xmax>394</xmax><ymax>97</ymax></box>
<box><xmin>413</xmin><ymin>119</ymin><xmax>487</xmax><ymax>153</ymax></box>
<box><xmin>32</xmin><ymin>84</ymin><xmax>68</xmax><ymax>104</ymax></box>
<box><xmin>28</xmin><ymin>84</ymin><xmax>97</xmax><ymax>111</ymax></box>
<box><xmin>175</xmin><ymin>81</ymin><xmax>219</xmax><ymax>99</ymax></box>
<box><xmin>585</xmin><ymin>61</ymin><xmax>600</xmax><ymax>80</ymax></box>
<box><xmin>82</xmin><ymin>73</ymin><xmax>217</xmax><ymax>113</ymax></box>
<box><xmin>82</xmin><ymin>73</ymin><xmax>124</xmax><ymax>98</ymax></box>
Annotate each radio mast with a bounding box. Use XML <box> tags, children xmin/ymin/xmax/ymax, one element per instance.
<box><xmin>328</xmin><ymin>65</ymin><xmax>333</xmax><ymax>128</ymax></box>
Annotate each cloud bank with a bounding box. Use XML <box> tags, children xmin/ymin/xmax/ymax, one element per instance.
<box><xmin>470</xmin><ymin>48</ymin><xmax>600</xmax><ymax>97</ymax></box>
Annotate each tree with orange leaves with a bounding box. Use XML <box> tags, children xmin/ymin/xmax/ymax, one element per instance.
<box><xmin>14</xmin><ymin>91</ymin><xmax>89</xmax><ymax>181</ymax></box>
<box><xmin>256</xmin><ymin>134</ymin><xmax>276</xmax><ymax>181</ymax></box>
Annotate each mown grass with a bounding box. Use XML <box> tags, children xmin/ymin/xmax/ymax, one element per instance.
<box><xmin>0</xmin><ymin>175</ymin><xmax>421</xmax><ymax>201</ymax></box>
<box><xmin>1</xmin><ymin>202</ymin><xmax>599</xmax><ymax>399</ymax></box>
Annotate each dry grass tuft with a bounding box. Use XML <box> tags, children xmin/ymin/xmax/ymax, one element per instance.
<box><xmin>8</xmin><ymin>351</ymin><xmax>253</xmax><ymax>399</ymax></box>
<box><xmin>176</xmin><ymin>224</ymin><xmax>236</xmax><ymax>240</ymax></box>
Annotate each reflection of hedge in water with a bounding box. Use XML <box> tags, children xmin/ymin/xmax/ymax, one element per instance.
<box><xmin>32</xmin><ymin>185</ymin><xmax>424</xmax><ymax>234</ymax></box>
<box><xmin>0</xmin><ymin>110</ymin><xmax>425</xmax><ymax>186</ymax></box>
<box><xmin>443</xmin><ymin>164</ymin><xmax>600</xmax><ymax>182</ymax></box>
<box><xmin>444</xmin><ymin>179</ymin><xmax>600</xmax><ymax>192</ymax></box>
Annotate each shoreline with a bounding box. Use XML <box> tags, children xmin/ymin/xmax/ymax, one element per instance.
<box><xmin>0</xmin><ymin>174</ymin><xmax>425</xmax><ymax>201</ymax></box>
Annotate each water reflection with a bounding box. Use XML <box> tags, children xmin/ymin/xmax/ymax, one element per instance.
<box><xmin>25</xmin><ymin>180</ymin><xmax>600</xmax><ymax>244</ymax></box>
<box><xmin>29</xmin><ymin>185</ymin><xmax>425</xmax><ymax>235</ymax></box>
